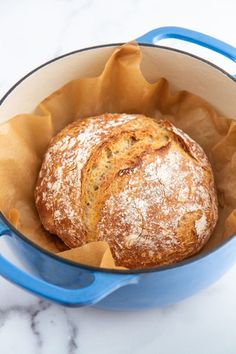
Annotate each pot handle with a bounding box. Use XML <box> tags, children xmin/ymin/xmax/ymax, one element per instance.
<box><xmin>0</xmin><ymin>224</ymin><xmax>139</xmax><ymax>306</ymax></box>
<box><xmin>136</xmin><ymin>26</ymin><xmax>236</xmax><ymax>62</ymax></box>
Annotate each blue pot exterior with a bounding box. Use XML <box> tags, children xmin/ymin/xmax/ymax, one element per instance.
<box><xmin>1</xmin><ymin>27</ymin><xmax>236</xmax><ymax>310</ymax></box>
<box><xmin>1</xmin><ymin>219</ymin><xmax>236</xmax><ymax>310</ymax></box>
<box><xmin>97</xmin><ymin>238</ymin><xmax>236</xmax><ymax>310</ymax></box>
<box><xmin>6</xmin><ymin>229</ymin><xmax>95</xmax><ymax>290</ymax></box>
<box><xmin>0</xmin><ymin>223</ymin><xmax>139</xmax><ymax>307</ymax></box>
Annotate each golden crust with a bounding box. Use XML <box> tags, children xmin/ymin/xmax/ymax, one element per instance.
<box><xmin>35</xmin><ymin>113</ymin><xmax>218</xmax><ymax>269</ymax></box>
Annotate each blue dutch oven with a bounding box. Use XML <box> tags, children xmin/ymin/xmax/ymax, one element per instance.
<box><xmin>0</xmin><ymin>27</ymin><xmax>236</xmax><ymax>310</ymax></box>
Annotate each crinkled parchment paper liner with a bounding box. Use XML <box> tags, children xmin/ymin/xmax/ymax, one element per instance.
<box><xmin>1</xmin><ymin>42</ymin><xmax>236</xmax><ymax>269</ymax></box>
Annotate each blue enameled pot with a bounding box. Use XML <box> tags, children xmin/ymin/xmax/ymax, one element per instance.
<box><xmin>0</xmin><ymin>27</ymin><xmax>236</xmax><ymax>310</ymax></box>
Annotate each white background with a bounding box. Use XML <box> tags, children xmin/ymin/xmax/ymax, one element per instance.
<box><xmin>0</xmin><ymin>1</ymin><xmax>236</xmax><ymax>353</ymax></box>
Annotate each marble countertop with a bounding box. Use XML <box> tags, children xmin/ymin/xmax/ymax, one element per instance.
<box><xmin>0</xmin><ymin>0</ymin><xmax>236</xmax><ymax>353</ymax></box>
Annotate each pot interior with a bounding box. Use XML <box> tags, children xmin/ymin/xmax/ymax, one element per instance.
<box><xmin>0</xmin><ymin>44</ymin><xmax>236</xmax><ymax>123</ymax></box>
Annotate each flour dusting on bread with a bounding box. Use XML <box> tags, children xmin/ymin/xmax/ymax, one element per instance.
<box><xmin>35</xmin><ymin>113</ymin><xmax>218</xmax><ymax>269</ymax></box>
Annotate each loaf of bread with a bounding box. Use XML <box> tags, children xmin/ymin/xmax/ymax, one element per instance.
<box><xmin>35</xmin><ymin>113</ymin><xmax>218</xmax><ymax>269</ymax></box>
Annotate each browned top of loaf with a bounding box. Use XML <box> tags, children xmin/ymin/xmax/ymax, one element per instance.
<box><xmin>35</xmin><ymin>113</ymin><xmax>218</xmax><ymax>269</ymax></box>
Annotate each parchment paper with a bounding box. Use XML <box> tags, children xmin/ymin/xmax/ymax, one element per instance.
<box><xmin>1</xmin><ymin>42</ymin><xmax>236</xmax><ymax>269</ymax></box>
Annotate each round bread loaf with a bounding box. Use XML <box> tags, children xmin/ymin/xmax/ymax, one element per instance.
<box><xmin>35</xmin><ymin>113</ymin><xmax>218</xmax><ymax>269</ymax></box>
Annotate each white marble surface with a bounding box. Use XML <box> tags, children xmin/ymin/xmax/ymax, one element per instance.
<box><xmin>0</xmin><ymin>0</ymin><xmax>236</xmax><ymax>353</ymax></box>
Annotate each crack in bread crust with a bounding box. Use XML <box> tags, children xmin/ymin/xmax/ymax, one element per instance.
<box><xmin>81</xmin><ymin>122</ymin><xmax>171</xmax><ymax>240</ymax></box>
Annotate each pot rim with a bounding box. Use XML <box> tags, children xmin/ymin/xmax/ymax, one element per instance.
<box><xmin>1</xmin><ymin>42</ymin><xmax>236</xmax><ymax>275</ymax></box>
